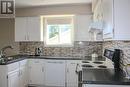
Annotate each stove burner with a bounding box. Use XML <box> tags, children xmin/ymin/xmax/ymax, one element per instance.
<box><xmin>82</xmin><ymin>64</ymin><xmax>93</xmax><ymax>68</ymax></box>
<box><xmin>82</xmin><ymin>61</ymin><xmax>90</xmax><ymax>63</ymax></box>
<box><xmin>93</xmin><ymin>61</ymin><xmax>103</xmax><ymax>64</ymax></box>
<box><xmin>98</xmin><ymin>65</ymin><xmax>107</xmax><ymax>68</ymax></box>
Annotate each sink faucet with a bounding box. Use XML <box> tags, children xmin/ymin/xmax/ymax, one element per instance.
<box><xmin>0</xmin><ymin>46</ymin><xmax>13</xmax><ymax>58</ymax></box>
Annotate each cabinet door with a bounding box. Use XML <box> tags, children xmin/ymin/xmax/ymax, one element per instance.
<box><xmin>67</xmin><ymin>60</ymin><xmax>81</xmax><ymax>87</ymax></box>
<box><xmin>75</xmin><ymin>15</ymin><xmax>91</xmax><ymax>41</ymax></box>
<box><xmin>102</xmin><ymin>0</ymin><xmax>114</xmax><ymax>40</ymax></box>
<box><xmin>92</xmin><ymin>0</ymin><xmax>98</xmax><ymax>12</ymax></box>
<box><xmin>114</xmin><ymin>0</ymin><xmax>130</xmax><ymax>40</ymax></box>
<box><xmin>15</xmin><ymin>17</ymin><xmax>27</xmax><ymax>41</ymax></box>
<box><xmin>28</xmin><ymin>59</ymin><xmax>44</xmax><ymax>85</ymax></box>
<box><xmin>45</xmin><ymin>60</ymin><xmax>65</xmax><ymax>86</ymax></box>
<box><xmin>8</xmin><ymin>71</ymin><xmax>19</xmax><ymax>87</ymax></box>
<box><xmin>19</xmin><ymin>66</ymin><xmax>28</xmax><ymax>87</ymax></box>
<box><xmin>27</xmin><ymin>17</ymin><xmax>43</xmax><ymax>41</ymax></box>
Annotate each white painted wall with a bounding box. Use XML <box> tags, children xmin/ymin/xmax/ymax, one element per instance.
<box><xmin>16</xmin><ymin>4</ymin><xmax>92</xmax><ymax>16</ymax></box>
<box><xmin>0</xmin><ymin>18</ymin><xmax>19</xmax><ymax>56</ymax></box>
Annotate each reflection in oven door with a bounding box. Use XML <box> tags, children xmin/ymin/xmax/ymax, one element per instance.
<box><xmin>78</xmin><ymin>71</ymin><xmax>82</xmax><ymax>87</ymax></box>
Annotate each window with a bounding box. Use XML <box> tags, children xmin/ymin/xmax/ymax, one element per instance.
<box><xmin>43</xmin><ymin>15</ymin><xmax>74</xmax><ymax>46</ymax></box>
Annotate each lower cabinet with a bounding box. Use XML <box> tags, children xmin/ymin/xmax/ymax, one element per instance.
<box><xmin>19</xmin><ymin>66</ymin><xmax>28</xmax><ymax>87</ymax></box>
<box><xmin>28</xmin><ymin>59</ymin><xmax>44</xmax><ymax>86</ymax></box>
<box><xmin>27</xmin><ymin>59</ymin><xmax>81</xmax><ymax>87</ymax></box>
<box><xmin>66</xmin><ymin>60</ymin><xmax>81</xmax><ymax>87</ymax></box>
<box><xmin>0</xmin><ymin>59</ymin><xmax>81</xmax><ymax>87</ymax></box>
<box><xmin>44</xmin><ymin>60</ymin><xmax>66</xmax><ymax>87</ymax></box>
<box><xmin>8</xmin><ymin>70</ymin><xmax>19</xmax><ymax>87</ymax></box>
<box><xmin>7</xmin><ymin>59</ymin><xmax>28</xmax><ymax>87</ymax></box>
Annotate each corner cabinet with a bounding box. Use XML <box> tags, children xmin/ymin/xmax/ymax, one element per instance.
<box><xmin>15</xmin><ymin>17</ymin><xmax>43</xmax><ymax>42</ymax></box>
<box><xmin>102</xmin><ymin>0</ymin><xmax>130</xmax><ymax>40</ymax></box>
<box><xmin>8</xmin><ymin>70</ymin><xmax>20</xmax><ymax>87</ymax></box>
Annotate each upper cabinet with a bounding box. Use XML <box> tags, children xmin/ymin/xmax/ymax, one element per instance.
<box><xmin>89</xmin><ymin>0</ymin><xmax>103</xmax><ymax>41</ymax></box>
<box><xmin>93</xmin><ymin>0</ymin><xmax>103</xmax><ymax>22</ymax></box>
<box><xmin>15</xmin><ymin>17</ymin><xmax>43</xmax><ymax>42</ymax></box>
<box><xmin>102</xmin><ymin>0</ymin><xmax>130</xmax><ymax>40</ymax></box>
<box><xmin>102</xmin><ymin>0</ymin><xmax>114</xmax><ymax>40</ymax></box>
<box><xmin>74</xmin><ymin>15</ymin><xmax>92</xmax><ymax>41</ymax></box>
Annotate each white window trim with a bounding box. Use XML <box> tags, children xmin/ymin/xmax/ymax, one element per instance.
<box><xmin>42</xmin><ymin>15</ymin><xmax>75</xmax><ymax>47</ymax></box>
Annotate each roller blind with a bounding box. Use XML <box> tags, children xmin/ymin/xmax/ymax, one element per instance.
<box><xmin>45</xmin><ymin>17</ymin><xmax>73</xmax><ymax>25</ymax></box>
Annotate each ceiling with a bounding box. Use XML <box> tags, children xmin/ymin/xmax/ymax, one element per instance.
<box><xmin>15</xmin><ymin>0</ymin><xmax>92</xmax><ymax>8</ymax></box>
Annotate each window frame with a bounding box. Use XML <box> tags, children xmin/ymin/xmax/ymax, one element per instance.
<box><xmin>43</xmin><ymin>15</ymin><xmax>75</xmax><ymax>47</ymax></box>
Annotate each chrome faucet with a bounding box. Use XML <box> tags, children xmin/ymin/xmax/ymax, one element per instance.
<box><xmin>0</xmin><ymin>46</ymin><xmax>13</xmax><ymax>58</ymax></box>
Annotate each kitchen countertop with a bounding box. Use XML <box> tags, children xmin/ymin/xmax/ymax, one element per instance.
<box><xmin>0</xmin><ymin>55</ymin><xmax>106</xmax><ymax>65</ymax></box>
<box><xmin>82</xmin><ymin>69</ymin><xmax>130</xmax><ymax>85</ymax></box>
<box><xmin>0</xmin><ymin>55</ymin><xmax>83</xmax><ymax>65</ymax></box>
<box><xmin>1</xmin><ymin>55</ymin><xmax>130</xmax><ymax>85</ymax></box>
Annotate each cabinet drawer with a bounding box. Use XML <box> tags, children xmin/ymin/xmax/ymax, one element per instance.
<box><xmin>28</xmin><ymin>59</ymin><xmax>44</xmax><ymax>64</ymax></box>
<box><xmin>20</xmin><ymin>59</ymin><xmax>27</xmax><ymax>67</ymax></box>
<box><xmin>7</xmin><ymin>62</ymin><xmax>19</xmax><ymax>73</ymax></box>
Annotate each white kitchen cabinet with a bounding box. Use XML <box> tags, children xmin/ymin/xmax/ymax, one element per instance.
<box><xmin>74</xmin><ymin>15</ymin><xmax>92</xmax><ymax>41</ymax></box>
<box><xmin>28</xmin><ymin>59</ymin><xmax>44</xmax><ymax>86</ymax></box>
<box><xmin>102</xmin><ymin>0</ymin><xmax>114</xmax><ymax>40</ymax></box>
<box><xmin>93</xmin><ymin>0</ymin><xmax>103</xmax><ymax>22</ymax></box>
<box><xmin>83</xmin><ymin>84</ymin><xmax>130</xmax><ymax>87</ymax></box>
<box><xmin>19</xmin><ymin>60</ymin><xmax>28</xmax><ymax>87</ymax></box>
<box><xmin>66</xmin><ymin>60</ymin><xmax>81</xmax><ymax>87</ymax></box>
<box><xmin>44</xmin><ymin>60</ymin><xmax>66</xmax><ymax>87</ymax></box>
<box><xmin>8</xmin><ymin>70</ymin><xmax>20</xmax><ymax>87</ymax></box>
<box><xmin>19</xmin><ymin>67</ymin><xmax>27</xmax><ymax>87</ymax></box>
<box><xmin>92</xmin><ymin>0</ymin><xmax>98</xmax><ymax>13</ymax></box>
<box><xmin>15</xmin><ymin>17</ymin><xmax>43</xmax><ymax>41</ymax></box>
<box><xmin>15</xmin><ymin>17</ymin><xmax>27</xmax><ymax>41</ymax></box>
<box><xmin>103</xmin><ymin>0</ymin><xmax>130</xmax><ymax>40</ymax></box>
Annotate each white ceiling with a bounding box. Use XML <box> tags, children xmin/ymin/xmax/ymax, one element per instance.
<box><xmin>15</xmin><ymin>0</ymin><xmax>92</xmax><ymax>8</ymax></box>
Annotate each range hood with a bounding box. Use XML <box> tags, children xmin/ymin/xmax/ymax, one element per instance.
<box><xmin>89</xmin><ymin>21</ymin><xmax>104</xmax><ymax>32</ymax></box>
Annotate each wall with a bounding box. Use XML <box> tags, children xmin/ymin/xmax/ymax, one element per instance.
<box><xmin>16</xmin><ymin>4</ymin><xmax>101</xmax><ymax>58</ymax></box>
<box><xmin>0</xmin><ymin>18</ymin><xmax>19</xmax><ymax>56</ymax></box>
<box><xmin>19</xmin><ymin>41</ymin><xmax>103</xmax><ymax>58</ymax></box>
<box><xmin>16</xmin><ymin>4</ymin><xmax>92</xmax><ymax>16</ymax></box>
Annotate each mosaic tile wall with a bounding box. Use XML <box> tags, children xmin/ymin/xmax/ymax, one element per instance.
<box><xmin>103</xmin><ymin>41</ymin><xmax>130</xmax><ymax>66</ymax></box>
<box><xmin>19</xmin><ymin>41</ymin><xmax>103</xmax><ymax>58</ymax></box>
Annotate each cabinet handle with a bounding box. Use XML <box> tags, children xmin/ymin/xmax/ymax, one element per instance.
<box><xmin>27</xmin><ymin>35</ymin><xmax>29</xmax><ymax>40</ymax></box>
<box><xmin>34</xmin><ymin>61</ymin><xmax>40</xmax><ymax>63</ymax></box>
<box><xmin>67</xmin><ymin>68</ymin><xmax>69</xmax><ymax>73</ymax></box>
<box><xmin>42</xmin><ymin>67</ymin><xmax>44</xmax><ymax>72</ymax></box>
<box><xmin>104</xmin><ymin>32</ymin><xmax>111</xmax><ymax>35</ymax></box>
<box><xmin>25</xmin><ymin>36</ymin><xmax>26</xmax><ymax>40</ymax></box>
<box><xmin>47</xmin><ymin>61</ymin><xmax>63</xmax><ymax>64</ymax></box>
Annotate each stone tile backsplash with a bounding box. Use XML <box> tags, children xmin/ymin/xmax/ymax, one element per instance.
<box><xmin>19</xmin><ymin>41</ymin><xmax>103</xmax><ymax>58</ymax></box>
<box><xmin>103</xmin><ymin>41</ymin><xmax>130</xmax><ymax>66</ymax></box>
